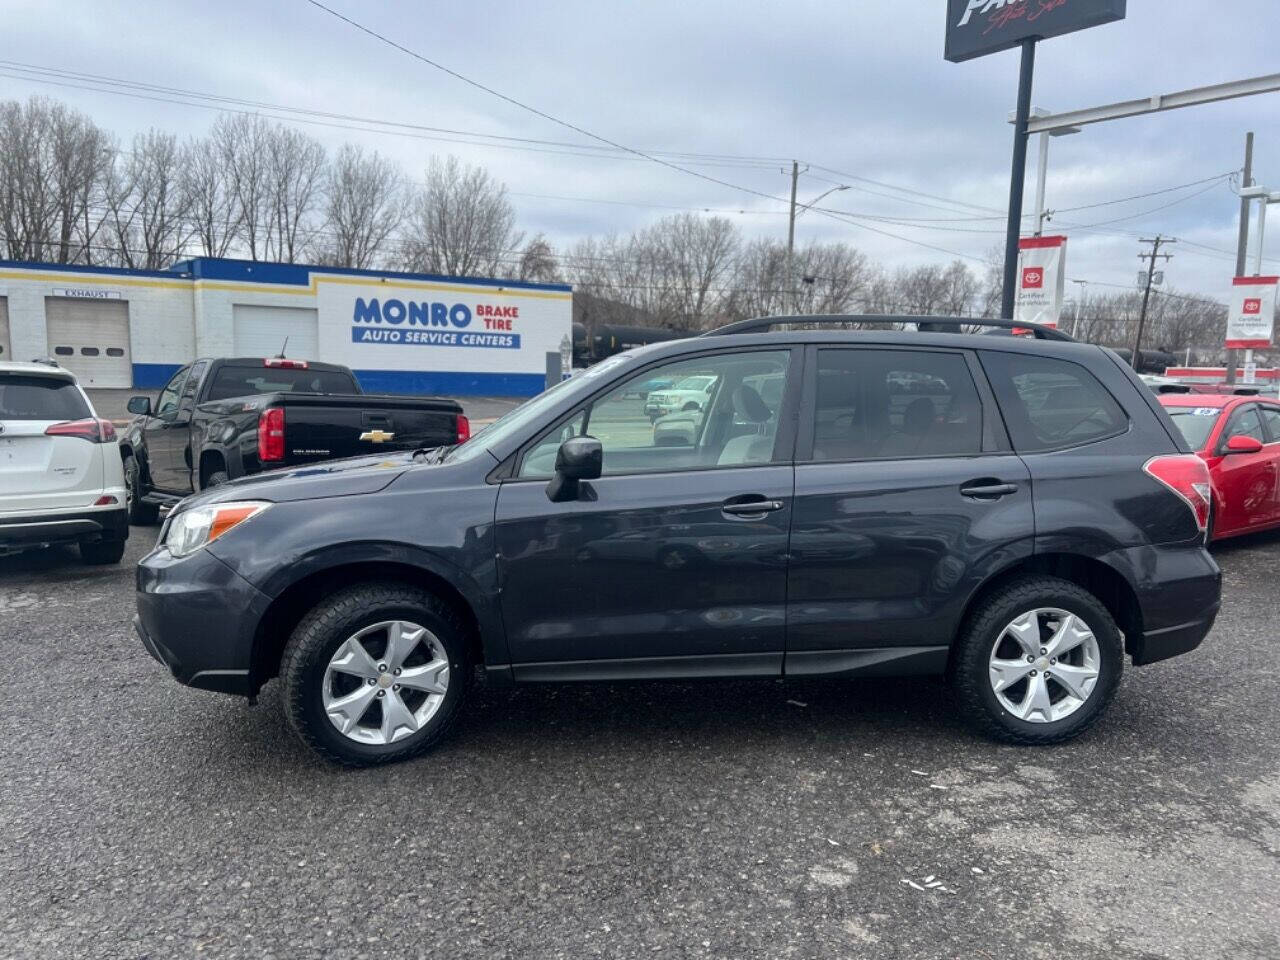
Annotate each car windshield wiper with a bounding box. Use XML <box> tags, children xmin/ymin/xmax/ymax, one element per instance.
<box><xmin>411</xmin><ymin>445</ymin><xmax>451</xmax><ymax>463</ymax></box>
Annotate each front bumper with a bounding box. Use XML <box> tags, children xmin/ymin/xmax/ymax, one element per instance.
<box><xmin>135</xmin><ymin>544</ymin><xmax>272</xmax><ymax>697</ymax></box>
<box><xmin>0</xmin><ymin>506</ymin><xmax>128</xmax><ymax>552</ymax></box>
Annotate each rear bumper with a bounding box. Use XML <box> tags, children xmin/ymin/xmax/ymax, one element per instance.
<box><xmin>135</xmin><ymin>544</ymin><xmax>272</xmax><ymax>697</ymax></box>
<box><xmin>0</xmin><ymin>506</ymin><xmax>128</xmax><ymax>550</ymax></box>
<box><xmin>1127</xmin><ymin>543</ymin><xmax>1222</xmax><ymax>666</ymax></box>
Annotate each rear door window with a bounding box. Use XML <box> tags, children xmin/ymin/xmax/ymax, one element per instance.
<box><xmin>980</xmin><ymin>352</ymin><xmax>1127</xmax><ymax>452</ymax></box>
<box><xmin>0</xmin><ymin>375</ymin><xmax>91</xmax><ymax>421</ymax></box>
<box><xmin>809</xmin><ymin>348</ymin><xmax>983</xmax><ymax>462</ymax></box>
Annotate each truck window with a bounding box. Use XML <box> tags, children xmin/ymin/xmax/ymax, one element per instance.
<box><xmin>204</xmin><ymin>365</ymin><xmax>358</xmax><ymax>401</ymax></box>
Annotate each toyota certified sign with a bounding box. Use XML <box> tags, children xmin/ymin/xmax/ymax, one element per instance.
<box><xmin>945</xmin><ymin>0</ymin><xmax>1127</xmax><ymax>62</ymax></box>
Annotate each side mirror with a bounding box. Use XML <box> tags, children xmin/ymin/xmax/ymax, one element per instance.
<box><xmin>1225</xmin><ymin>434</ymin><xmax>1264</xmax><ymax>455</ymax></box>
<box><xmin>546</xmin><ymin>436</ymin><xmax>602</xmax><ymax>502</ymax></box>
<box><xmin>127</xmin><ymin>396</ymin><xmax>152</xmax><ymax>416</ymax></box>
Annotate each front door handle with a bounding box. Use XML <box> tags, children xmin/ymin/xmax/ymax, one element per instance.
<box><xmin>960</xmin><ymin>480</ymin><xmax>1019</xmax><ymax>499</ymax></box>
<box><xmin>722</xmin><ymin>497</ymin><xmax>784</xmax><ymax>517</ymax></box>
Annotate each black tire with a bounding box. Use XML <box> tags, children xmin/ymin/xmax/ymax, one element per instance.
<box><xmin>202</xmin><ymin>469</ymin><xmax>229</xmax><ymax>490</ymax></box>
<box><xmin>123</xmin><ymin>455</ymin><xmax>159</xmax><ymax>525</ymax></box>
<box><xmin>950</xmin><ymin>575</ymin><xmax>1123</xmax><ymax>745</ymax></box>
<box><xmin>80</xmin><ymin>539</ymin><xmax>125</xmax><ymax>565</ymax></box>
<box><xmin>280</xmin><ymin>583</ymin><xmax>470</xmax><ymax>767</ymax></box>
<box><xmin>682</xmin><ymin>402</ymin><xmax>700</xmax><ymax>412</ymax></box>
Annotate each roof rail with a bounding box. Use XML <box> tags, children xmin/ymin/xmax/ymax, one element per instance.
<box><xmin>700</xmin><ymin>315</ymin><xmax>1076</xmax><ymax>342</ymax></box>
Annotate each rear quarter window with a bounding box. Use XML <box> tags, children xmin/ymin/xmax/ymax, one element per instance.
<box><xmin>0</xmin><ymin>375</ymin><xmax>91</xmax><ymax>421</ymax></box>
<box><xmin>980</xmin><ymin>352</ymin><xmax>1128</xmax><ymax>453</ymax></box>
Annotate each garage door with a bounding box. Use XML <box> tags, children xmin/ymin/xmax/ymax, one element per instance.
<box><xmin>45</xmin><ymin>297</ymin><xmax>132</xmax><ymax>388</ymax></box>
<box><xmin>232</xmin><ymin>305</ymin><xmax>320</xmax><ymax>361</ymax></box>
<box><xmin>0</xmin><ymin>297</ymin><xmax>10</xmax><ymax>362</ymax></box>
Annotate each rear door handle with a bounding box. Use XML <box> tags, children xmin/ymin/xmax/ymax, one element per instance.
<box><xmin>960</xmin><ymin>481</ymin><xmax>1018</xmax><ymax>499</ymax></box>
<box><xmin>722</xmin><ymin>497</ymin><xmax>785</xmax><ymax>517</ymax></box>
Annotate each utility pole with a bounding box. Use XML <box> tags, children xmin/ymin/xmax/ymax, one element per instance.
<box><xmin>1226</xmin><ymin>132</ymin><xmax>1254</xmax><ymax>384</ymax></box>
<box><xmin>785</xmin><ymin>161</ymin><xmax>801</xmax><ymax>313</ymax></box>
<box><xmin>1132</xmin><ymin>236</ymin><xmax>1175</xmax><ymax>370</ymax></box>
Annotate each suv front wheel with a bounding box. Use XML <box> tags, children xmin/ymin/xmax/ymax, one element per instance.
<box><xmin>280</xmin><ymin>583</ymin><xmax>469</xmax><ymax>766</ymax></box>
<box><xmin>951</xmin><ymin>576</ymin><xmax>1123</xmax><ymax>745</ymax></box>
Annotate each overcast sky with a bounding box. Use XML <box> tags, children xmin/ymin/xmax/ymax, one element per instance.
<box><xmin>2</xmin><ymin>0</ymin><xmax>1278</xmax><ymax>302</ymax></box>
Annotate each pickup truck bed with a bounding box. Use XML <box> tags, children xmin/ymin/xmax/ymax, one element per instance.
<box><xmin>120</xmin><ymin>357</ymin><xmax>466</xmax><ymax>516</ymax></box>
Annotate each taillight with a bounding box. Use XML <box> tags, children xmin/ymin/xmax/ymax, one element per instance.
<box><xmin>45</xmin><ymin>418</ymin><xmax>116</xmax><ymax>443</ymax></box>
<box><xmin>264</xmin><ymin>358</ymin><xmax>308</xmax><ymax>369</ymax></box>
<box><xmin>456</xmin><ymin>414</ymin><xmax>471</xmax><ymax>443</ymax></box>
<box><xmin>257</xmin><ymin>407</ymin><xmax>285</xmax><ymax>462</ymax></box>
<box><xmin>1144</xmin><ymin>454</ymin><xmax>1212</xmax><ymax>532</ymax></box>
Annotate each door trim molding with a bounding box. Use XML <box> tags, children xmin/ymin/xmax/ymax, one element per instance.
<box><xmin>512</xmin><ymin>652</ymin><xmax>782</xmax><ymax>683</ymax></box>
<box><xmin>784</xmin><ymin>646</ymin><xmax>949</xmax><ymax>678</ymax></box>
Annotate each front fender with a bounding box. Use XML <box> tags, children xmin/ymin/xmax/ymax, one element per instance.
<box><xmin>261</xmin><ymin>540</ymin><xmax>504</xmax><ymax>658</ymax></box>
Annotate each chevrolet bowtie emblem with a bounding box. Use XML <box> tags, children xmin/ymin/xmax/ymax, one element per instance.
<box><xmin>359</xmin><ymin>429</ymin><xmax>395</xmax><ymax>443</ymax></box>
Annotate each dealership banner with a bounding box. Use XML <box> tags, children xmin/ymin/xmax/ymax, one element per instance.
<box><xmin>1015</xmin><ymin>235</ymin><xmax>1067</xmax><ymax>328</ymax></box>
<box><xmin>945</xmin><ymin>0</ymin><xmax>1127</xmax><ymax>62</ymax></box>
<box><xmin>1225</xmin><ymin>276</ymin><xmax>1278</xmax><ymax>350</ymax></box>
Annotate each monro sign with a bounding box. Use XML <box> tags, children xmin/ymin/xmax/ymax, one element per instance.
<box><xmin>945</xmin><ymin>0</ymin><xmax>1127</xmax><ymax>62</ymax></box>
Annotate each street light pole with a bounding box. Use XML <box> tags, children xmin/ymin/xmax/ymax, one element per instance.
<box><xmin>785</xmin><ymin>174</ymin><xmax>849</xmax><ymax>312</ymax></box>
<box><xmin>1071</xmin><ymin>279</ymin><xmax>1088</xmax><ymax>339</ymax></box>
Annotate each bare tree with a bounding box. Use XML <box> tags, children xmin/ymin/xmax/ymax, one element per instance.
<box><xmin>102</xmin><ymin>130</ymin><xmax>191</xmax><ymax>269</ymax></box>
<box><xmin>0</xmin><ymin>96</ymin><xmax>112</xmax><ymax>263</ymax></box>
<box><xmin>399</xmin><ymin>156</ymin><xmax>522</xmax><ymax>277</ymax></box>
<box><xmin>213</xmin><ymin>113</ymin><xmax>273</xmax><ymax>259</ymax></box>
<box><xmin>649</xmin><ymin>213</ymin><xmax>738</xmax><ymax>330</ymax></box>
<box><xmin>316</xmin><ymin>144</ymin><xmax>401</xmax><ymax>269</ymax></box>
<box><xmin>181</xmin><ymin>135</ymin><xmax>240</xmax><ymax>258</ymax></box>
<box><xmin>517</xmin><ymin>233</ymin><xmax>559</xmax><ymax>283</ymax></box>
<box><xmin>266</xmin><ymin>126</ymin><xmax>326</xmax><ymax>263</ymax></box>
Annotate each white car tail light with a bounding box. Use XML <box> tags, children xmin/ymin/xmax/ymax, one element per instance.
<box><xmin>1144</xmin><ymin>454</ymin><xmax>1212</xmax><ymax>532</ymax></box>
<box><xmin>44</xmin><ymin>418</ymin><xmax>116</xmax><ymax>443</ymax></box>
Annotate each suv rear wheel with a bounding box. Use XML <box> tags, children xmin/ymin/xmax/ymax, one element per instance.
<box><xmin>280</xmin><ymin>583</ymin><xmax>469</xmax><ymax>766</ymax></box>
<box><xmin>951</xmin><ymin>576</ymin><xmax>1123</xmax><ymax>744</ymax></box>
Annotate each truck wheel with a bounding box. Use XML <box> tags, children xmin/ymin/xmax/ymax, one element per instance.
<box><xmin>280</xmin><ymin>583</ymin><xmax>470</xmax><ymax>767</ymax></box>
<box><xmin>80</xmin><ymin>539</ymin><xmax>125</xmax><ymax>565</ymax></box>
<box><xmin>950</xmin><ymin>576</ymin><xmax>1122</xmax><ymax>745</ymax></box>
<box><xmin>124</xmin><ymin>456</ymin><xmax>159</xmax><ymax>525</ymax></box>
<box><xmin>202</xmin><ymin>469</ymin><xmax>229</xmax><ymax>490</ymax></box>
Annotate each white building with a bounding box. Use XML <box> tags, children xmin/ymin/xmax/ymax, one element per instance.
<box><xmin>0</xmin><ymin>257</ymin><xmax>573</xmax><ymax>395</ymax></box>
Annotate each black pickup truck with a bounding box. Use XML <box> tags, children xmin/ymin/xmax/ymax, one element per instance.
<box><xmin>119</xmin><ymin>357</ymin><xmax>466</xmax><ymax>522</ymax></box>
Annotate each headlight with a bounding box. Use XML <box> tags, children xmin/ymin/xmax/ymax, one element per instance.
<box><xmin>164</xmin><ymin>501</ymin><xmax>270</xmax><ymax>558</ymax></box>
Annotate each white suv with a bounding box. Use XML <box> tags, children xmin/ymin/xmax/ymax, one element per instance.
<box><xmin>0</xmin><ymin>360</ymin><xmax>128</xmax><ymax>564</ymax></box>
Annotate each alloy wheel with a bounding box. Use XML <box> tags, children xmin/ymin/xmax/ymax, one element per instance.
<box><xmin>321</xmin><ymin>620</ymin><xmax>450</xmax><ymax>745</ymax></box>
<box><xmin>988</xmin><ymin>608</ymin><xmax>1101</xmax><ymax>724</ymax></box>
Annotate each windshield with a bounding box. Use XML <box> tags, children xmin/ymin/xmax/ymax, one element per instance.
<box><xmin>1165</xmin><ymin>406</ymin><xmax>1221</xmax><ymax>450</ymax></box>
<box><xmin>445</xmin><ymin>354</ymin><xmax>635</xmax><ymax>463</ymax></box>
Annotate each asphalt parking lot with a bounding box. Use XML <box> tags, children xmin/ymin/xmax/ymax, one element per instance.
<box><xmin>2</xmin><ymin>533</ymin><xmax>1278</xmax><ymax>960</ymax></box>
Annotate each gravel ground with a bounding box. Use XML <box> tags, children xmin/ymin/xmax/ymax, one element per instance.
<box><xmin>1</xmin><ymin>531</ymin><xmax>1278</xmax><ymax>959</ymax></box>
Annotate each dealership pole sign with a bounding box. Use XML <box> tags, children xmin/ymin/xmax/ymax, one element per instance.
<box><xmin>945</xmin><ymin>1</ymin><xmax>1126</xmax><ymax>321</ymax></box>
<box><xmin>1225</xmin><ymin>276</ymin><xmax>1278</xmax><ymax>350</ymax></box>
<box><xmin>945</xmin><ymin>0</ymin><xmax>1128</xmax><ymax>63</ymax></box>
<box><xmin>1015</xmin><ymin>235</ymin><xmax>1067</xmax><ymax>328</ymax></box>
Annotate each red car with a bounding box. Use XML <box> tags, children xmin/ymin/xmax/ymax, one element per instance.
<box><xmin>1159</xmin><ymin>394</ymin><xmax>1280</xmax><ymax>541</ymax></box>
